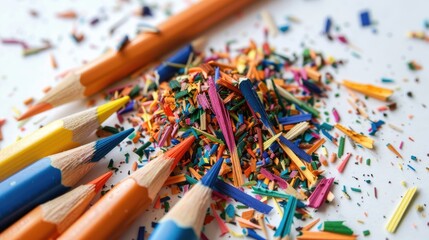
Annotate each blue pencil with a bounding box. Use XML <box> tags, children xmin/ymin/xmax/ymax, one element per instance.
<box><xmin>0</xmin><ymin>128</ymin><xmax>133</xmax><ymax>230</ymax></box>
<box><xmin>149</xmin><ymin>158</ymin><xmax>224</xmax><ymax>240</ymax></box>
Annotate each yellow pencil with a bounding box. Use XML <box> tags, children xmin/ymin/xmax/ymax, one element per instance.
<box><xmin>0</xmin><ymin>96</ymin><xmax>129</xmax><ymax>181</ymax></box>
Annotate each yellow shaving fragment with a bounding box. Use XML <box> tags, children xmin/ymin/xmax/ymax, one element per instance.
<box><xmin>278</xmin><ymin>142</ymin><xmax>317</xmax><ymax>186</ymax></box>
<box><xmin>335</xmin><ymin>124</ymin><xmax>374</xmax><ymax>149</ymax></box>
<box><xmin>343</xmin><ymin>80</ymin><xmax>393</xmax><ymax>101</ymax></box>
<box><xmin>229</xmin><ymin>229</ymin><xmax>244</xmax><ymax>238</ymax></box>
<box><xmin>263</xmin><ymin>132</ymin><xmax>282</xmax><ymax>150</ymax></box>
<box><xmin>327</xmin><ymin>191</ymin><xmax>335</xmax><ymax>202</ymax></box>
<box><xmin>321</xmin><ymin>146</ymin><xmax>328</xmax><ymax>157</ymax></box>
<box><xmin>273</xmin><ymin>198</ymin><xmax>283</xmax><ymax>217</ymax></box>
<box><xmin>284</xmin><ymin>122</ymin><xmax>309</xmax><ymax>140</ymax></box>
<box><xmin>284</xmin><ymin>184</ymin><xmax>306</xmax><ymax>200</ymax></box>
<box><xmin>141</xmin><ymin>107</ymin><xmax>152</xmax><ymax>130</ymax></box>
<box><xmin>386</xmin><ymin>187</ymin><xmax>417</xmax><ymax>233</ymax></box>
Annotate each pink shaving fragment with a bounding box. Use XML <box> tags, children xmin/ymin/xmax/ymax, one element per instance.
<box><xmin>210</xmin><ymin>204</ymin><xmax>229</xmax><ymax>236</ymax></box>
<box><xmin>308</xmin><ymin>178</ymin><xmax>334</xmax><ymax>208</ymax></box>
<box><xmin>332</xmin><ymin>108</ymin><xmax>340</xmax><ymax>122</ymax></box>
<box><xmin>337</xmin><ymin>153</ymin><xmax>352</xmax><ymax>173</ymax></box>
<box><xmin>1</xmin><ymin>38</ymin><xmax>29</xmax><ymax>49</ymax></box>
<box><xmin>260</xmin><ymin>168</ymin><xmax>288</xmax><ymax>189</ymax></box>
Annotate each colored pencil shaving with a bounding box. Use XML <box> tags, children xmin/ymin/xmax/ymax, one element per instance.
<box><xmin>308</xmin><ymin>178</ymin><xmax>335</xmax><ymax>208</ymax></box>
<box><xmin>0</xmin><ymin>129</ymin><xmax>133</xmax><ymax>230</ymax></box>
<box><xmin>335</xmin><ymin>124</ymin><xmax>374</xmax><ymax>149</ymax></box>
<box><xmin>213</xmin><ymin>180</ymin><xmax>273</xmax><ymax>214</ymax></box>
<box><xmin>284</xmin><ymin>122</ymin><xmax>310</xmax><ymax>140</ymax></box>
<box><xmin>0</xmin><ymin>172</ymin><xmax>112</xmax><ymax>240</ymax></box>
<box><xmin>58</xmin><ymin>136</ymin><xmax>195</xmax><ymax>240</ymax></box>
<box><xmin>0</xmin><ymin>96</ymin><xmax>129</xmax><ymax>181</ymax></box>
<box><xmin>208</xmin><ymin>72</ymin><xmax>243</xmax><ymax>186</ymax></box>
<box><xmin>386</xmin><ymin>143</ymin><xmax>403</xmax><ymax>159</ymax></box>
<box><xmin>337</xmin><ymin>153</ymin><xmax>352</xmax><ymax>173</ymax></box>
<box><xmin>274</xmin><ymin>196</ymin><xmax>297</xmax><ymax>239</ymax></box>
<box><xmin>302</xmin><ymin>218</ymin><xmax>320</xmax><ymax>231</ymax></box>
<box><xmin>321</xmin><ymin>221</ymin><xmax>354</xmax><ymax>235</ymax></box>
<box><xmin>210</xmin><ymin>204</ymin><xmax>229</xmax><ymax>236</ymax></box>
<box><xmin>386</xmin><ymin>187</ymin><xmax>417</xmax><ymax>233</ymax></box>
<box><xmin>238</xmin><ymin>78</ymin><xmax>316</xmax><ymax>186</ymax></box>
<box><xmin>342</xmin><ymin>80</ymin><xmax>393</xmax><ymax>101</ymax></box>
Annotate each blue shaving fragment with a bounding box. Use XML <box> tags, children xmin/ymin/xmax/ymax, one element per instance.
<box><xmin>360</xmin><ymin>10</ymin><xmax>371</xmax><ymax>27</ymax></box>
<box><xmin>214</xmin><ymin>179</ymin><xmax>273</xmax><ymax>214</ymax></box>
<box><xmin>278</xmin><ymin>114</ymin><xmax>312</xmax><ymax>125</ymax></box>
<box><xmin>320</xmin><ymin>122</ymin><xmax>334</xmax><ymax>130</ymax></box>
<box><xmin>137</xmin><ymin>226</ymin><xmax>145</xmax><ymax>240</ymax></box>
<box><xmin>369</xmin><ymin>120</ymin><xmax>385</xmax><ymax>136</ymax></box>
<box><xmin>324</xmin><ymin>17</ymin><xmax>332</xmax><ymax>34</ymax></box>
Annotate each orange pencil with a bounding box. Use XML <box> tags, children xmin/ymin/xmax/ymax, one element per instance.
<box><xmin>0</xmin><ymin>172</ymin><xmax>113</xmax><ymax>240</ymax></box>
<box><xmin>58</xmin><ymin>136</ymin><xmax>195</xmax><ymax>240</ymax></box>
<box><xmin>18</xmin><ymin>0</ymin><xmax>257</xmax><ymax>120</ymax></box>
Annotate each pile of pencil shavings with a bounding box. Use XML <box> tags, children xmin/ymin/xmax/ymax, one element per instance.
<box><xmin>111</xmin><ymin>41</ymin><xmax>380</xmax><ymax>239</ymax></box>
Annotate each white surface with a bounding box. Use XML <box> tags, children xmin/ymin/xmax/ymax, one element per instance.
<box><xmin>1</xmin><ymin>0</ymin><xmax>429</xmax><ymax>239</ymax></box>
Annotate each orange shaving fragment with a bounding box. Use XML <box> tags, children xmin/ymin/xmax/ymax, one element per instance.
<box><xmin>343</xmin><ymin>80</ymin><xmax>393</xmax><ymax>101</ymax></box>
<box><xmin>297</xmin><ymin>231</ymin><xmax>357</xmax><ymax>240</ymax></box>
<box><xmin>305</xmin><ymin>67</ymin><xmax>321</xmax><ymax>81</ymax></box>
<box><xmin>188</xmin><ymin>167</ymin><xmax>202</xmax><ymax>180</ymax></box>
<box><xmin>302</xmin><ymin>218</ymin><xmax>320</xmax><ymax>231</ymax></box>
<box><xmin>242</xmin><ymin>209</ymin><xmax>255</xmax><ymax>220</ymax></box>
<box><xmin>306</xmin><ymin>138</ymin><xmax>326</xmax><ymax>154</ymax></box>
<box><xmin>163</xmin><ymin>174</ymin><xmax>186</xmax><ymax>186</ymax></box>
<box><xmin>23</xmin><ymin>97</ymin><xmax>34</xmax><ymax>106</ymax></box>
<box><xmin>335</xmin><ymin>124</ymin><xmax>374</xmax><ymax>149</ymax></box>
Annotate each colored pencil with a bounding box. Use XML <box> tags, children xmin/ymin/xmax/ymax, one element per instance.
<box><xmin>58</xmin><ymin>136</ymin><xmax>195</xmax><ymax>240</ymax></box>
<box><xmin>0</xmin><ymin>96</ymin><xmax>129</xmax><ymax>181</ymax></box>
<box><xmin>149</xmin><ymin>158</ymin><xmax>224</xmax><ymax>240</ymax></box>
<box><xmin>0</xmin><ymin>172</ymin><xmax>113</xmax><ymax>240</ymax></box>
<box><xmin>0</xmin><ymin>129</ymin><xmax>133</xmax><ymax>230</ymax></box>
<box><xmin>17</xmin><ymin>0</ymin><xmax>257</xmax><ymax>120</ymax></box>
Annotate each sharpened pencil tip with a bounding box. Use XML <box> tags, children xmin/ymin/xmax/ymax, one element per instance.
<box><xmin>96</xmin><ymin>96</ymin><xmax>130</xmax><ymax>123</ymax></box>
<box><xmin>92</xmin><ymin>128</ymin><xmax>134</xmax><ymax>162</ymax></box>
<box><xmin>88</xmin><ymin>171</ymin><xmax>113</xmax><ymax>192</ymax></box>
<box><xmin>200</xmin><ymin>158</ymin><xmax>224</xmax><ymax>188</ymax></box>
<box><xmin>17</xmin><ymin>102</ymin><xmax>53</xmax><ymax>120</ymax></box>
<box><xmin>164</xmin><ymin>136</ymin><xmax>195</xmax><ymax>170</ymax></box>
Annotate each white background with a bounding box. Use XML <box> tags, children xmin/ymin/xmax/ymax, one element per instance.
<box><xmin>1</xmin><ymin>0</ymin><xmax>428</xmax><ymax>239</ymax></box>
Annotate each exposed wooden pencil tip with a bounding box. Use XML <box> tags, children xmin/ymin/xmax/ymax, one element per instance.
<box><xmin>164</xmin><ymin>135</ymin><xmax>195</xmax><ymax>169</ymax></box>
<box><xmin>96</xmin><ymin>96</ymin><xmax>130</xmax><ymax>123</ymax></box>
<box><xmin>92</xmin><ymin>128</ymin><xmax>134</xmax><ymax>162</ymax></box>
<box><xmin>191</xmin><ymin>37</ymin><xmax>208</xmax><ymax>52</ymax></box>
<box><xmin>88</xmin><ymin>171</ymin><xmax>113</xmax><ymax>192</ymax></box>
<box><xmin>17</xmin><ymin>102</ymin><xmax>53</xmax><ymax>120</ymax></box>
